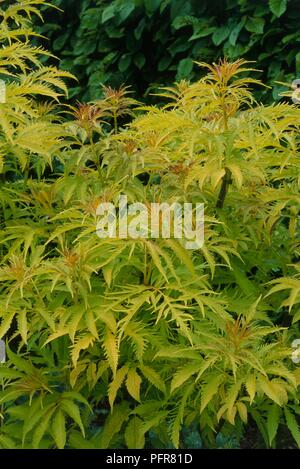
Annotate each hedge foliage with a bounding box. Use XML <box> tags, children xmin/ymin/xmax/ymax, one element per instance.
<box><xmin>34</xmin><ymin>0</ymin><xmax>300</xmax><ymax>102</ymax></box>
<box><xmin>0</xmin><ymin>1</ymin><xmax>300</xmax><ymax>449</ymax></box>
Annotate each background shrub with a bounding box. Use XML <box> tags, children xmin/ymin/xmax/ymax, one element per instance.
<box><xmin>0</xmin><ymin>0</ymin><xmax>299</xmax><ymax>450</ymax></box>
<box><xmin>35</xmin><ymin>0</ymin><xmax>300</xmax><ymax>101</ymax></box>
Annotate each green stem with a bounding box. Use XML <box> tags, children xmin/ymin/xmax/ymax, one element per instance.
<box><xmin>221</xmin><ymin>94</ymin><xmax>228</xmax><ymax>132</ymax></box>
<box><xmin>143</xmin><ymin>250</ymin><xmax>153</xmax><ymax>285</ymax></box>
<box><xmin>113</xmin><ymin>111</ymin><xmax>118</xmax><ymax>134</ymax></box>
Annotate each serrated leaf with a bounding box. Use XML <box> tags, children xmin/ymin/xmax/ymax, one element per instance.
<box><xmin>139</xmin><ymin>364</ymin><xmax>166</xmax><ymax>394</ymax></box>
<box><xmin>170</xmin><ymin>384</ymin><xmax>193</xmax><ymax>448</ymax></box>
<box><xmin>103</xmin><ymin>328</ymin><xmax>119</xmax><ymax>376</ymax></box>
<box><xmin>267</xmin><ymin>404</ymin><xmax>280</xmax><ymax>446</ymax></box>
<box><xmin>52</xmin><ymin>409</ymin><xmax>66</xmax><ymax>449</ymax></box>
<box><xmin>236</xmin><ymin>402</ymin><xmax>248</xmax><ymax>423</ymax></box>
<box><xmin>71</xmin><ymin>334</ymin><xmax>94</xmax><ymax>368</ymax></box>
<box><xmin>164</xmin><ymin>239</ymin><xmax>195</xmax><ymax>274</ymax></box>
<box><xmin>200</xmin><ymin>375</ymin><xmax>224</xmax><ymax>412</ymax></box>
<box><xmin>0</xmin><ymin>389</ymin><xmax>25</xmax><ymax>405</ymax></box>
<box><xmin>211</xmin><ymin>168</ymin><xmax>225</xmax><ymax>190</ymax></box>
<box><xmin>22</xmin><ymin>398</ymin><xmax>50</xmax><ymax>445</ymax></box>
<box><xmin>126</xmin><ymin>368</ymin><xmax>142</xmax><ymax>402</ymax></box>
<box><xmin>142</xmin><ymin>411</ymin><xmax>168</xmax><ymax>433</ymax></box>
<box><xmin>99</xmin><ymin>402</ymin><xmax>130</xmax><ymax>448</ymax></box>
<box><xmin>6</xmin><ymin>347</ymin><xmax>33</xmax><ymax>374</ymax></box>
<box><xmin>171</xmin><ymin>362</ymin><xmax>200</xmax><ymax>392</ymax></box>
<box><xmin>32</xmin><ymin>406</ymin><xmax>56</xmax><ymax>449</ymax></box>
<box><xmin>61</xmin><ymin>391</ymin><xmax>91</xmax><ymax>410</ymax></box>
<box><xmin>108</xmin><ymin>365</ymin><xmax>129</xmax><ymax>409</ymax></box>
<box><xmin>124</xmin><ymin>416</ymin><xmax>145</xmax><ymax>449</ymax></box>
<box><xmin>226</xmin><ymin>163</ymin><xmax>243</xmax><ymax>189</ymax></box>
<box><xmin>284</xmin><ymin>408</ymin><xmax>300</xmax><ymax>447</ymax></box>
<box><xmin>17</xmin><ymin>310</ymin><xmax>28</xmax><ymax>344</ymax></box>
<box><xmin>0</xmin><ymin>311</ymin><xmax>15</xmax><ymax>339</ymax></box>
<box><xmin>245</xmin><ymin>374</ymin><xmax>256</xmax><ymax>404</ymax></box>
<box><xmin>258</xmin><ymin>377</ymin><xmax>288</xmax><ymax>406</ymax></box>
<box><xmin>60</xmin><ymin>399</ymin><xmax>85</xmax><ymax>437</ymax></box>
<box><xmin>94</xmin><ymin>309</ymin><xmax>117</xmax><ymax>333</ymax></box>
<box><xmin>0</xmin><ymin>368</ymin><xmax>22</xmax><ymax>380</ymax></box>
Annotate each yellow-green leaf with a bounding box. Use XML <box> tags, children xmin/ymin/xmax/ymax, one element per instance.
<box><xmin>52</xmin><ymin>409</ymin><xmax>66</xmax><ymax>449</ymax></box>
<box><xmin>126</xmin><ymin>367</ymin><xmax>142</xmax><ymax>402</ymax></box>
<box><xmin>124</xmin><ymin>416</ymin><xmax>145</xmax><ymax>449</ymax></box>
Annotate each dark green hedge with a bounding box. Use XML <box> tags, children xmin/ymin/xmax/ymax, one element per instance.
<box><xmin>36</xmin><ymin>0</ymin><xmax>299</xmax><ymax>102</ymax></box>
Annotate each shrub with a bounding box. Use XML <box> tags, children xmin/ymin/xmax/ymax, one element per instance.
<box><xmin>0</xmin><ymin>0</ymin><xmax>299</xmax><ymax>449</ymax></box>
<box><xmin>34</xmin><ymin>0</ymin><xmax>300</xmax><ymax>102</ymax></box>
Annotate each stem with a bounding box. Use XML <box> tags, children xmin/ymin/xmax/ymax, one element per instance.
<box><xmin>221</xmin><ymin>93</ymin><xmax>228</xmax><ymax>132</ymax></box>
<box><xmin>89</xmin><ymin>134</ymin><xmax>104</xmax><ymax>185</ymax></box>
<box><xmin>216</xmin><ymin>167</ymin><xmax>232</xmax><ymax>209</ymax></box>
<box><xmin>97</xmin><ymin>152</ymin><xmax>104</xmax><ymax>185</ymax></box>
<box><xmin>24</xmin><ymin>162</ymin><xmax>30</xmax><ymax>183</ymax></box>
<box><xmin>113</xmin><ymin>111</ymin><xmax>118</xmax><ymax>134</ymax></box>
<box><xmin>143</xmin><ymin>249</ymin><xmax>153</xmax><ymax>285</ymax></box>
